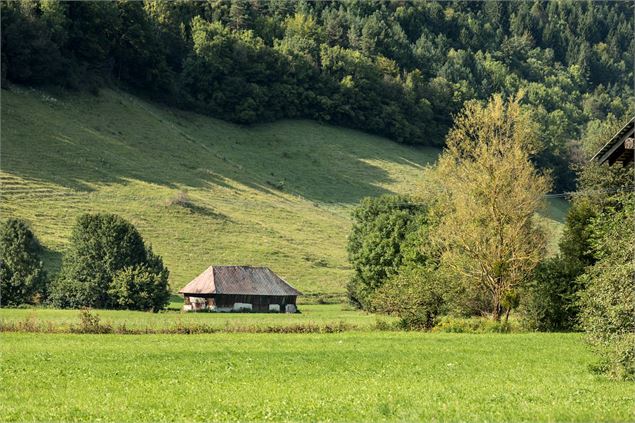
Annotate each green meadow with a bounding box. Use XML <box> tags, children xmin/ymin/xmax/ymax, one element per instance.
<box><xmin>0</xmin><ymin>86</ymin><xmax>566</xmax><ymax>296</ymax></box>
<box><xmin>0</xmin><ymin>86</ymin><xmax>588</xmax><ymax>422</ymax></box>
<box><xmin>1</xmin><ymin>332</ymin><xmax>632</xmax><ymax>422</ymax></box>
<box><xmin>0</xmin><ymin>304</ymin><xmax>392</xmax><ymax>331</ymax></box>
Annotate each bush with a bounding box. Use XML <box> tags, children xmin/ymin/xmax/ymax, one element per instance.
<box><xmin>165</xmin><ymin>191</ymin><xmax>191</xmax><ymax>208</ymax></box>
<box><xmin>50</xmin><ymin>213</ymin><xmax>170</xmax><ymax>311</ymax></box>
<box><xmin>108</xmin><ymin>264</ymin><xmax>170</xmax><ymax>313</ymax></box>
<box><xmin>71</xmin><ymin>309</ymin><xmax>113</xmax><ymax>334</ymax></box>
<box><xmin>520</xmin><ymin>257</ymin><xmax>582</xmax><ymax>331</ymax></box>
<box><xmin>579</xmin><ymin>195</ymin><xmax>634</xmax><ymax>381</ymax></box>
<box><xmin>370</xmin><ymin>266</ymin><xmax>447</xmax><ymax>330</ymax></box>
<box><xmin>432</xmin><ymin>316</ymin><xmax>520</xmax><ymax>333</ymax></box>
<box><xmin>0</xmin><ymin>219</ymin><xmax>47</xmax><ymax>306</ymax></box>
<box><xmin>346</xmin><ymin>195</ymin><xmax>429</xmax><ymax>308</ymax></box>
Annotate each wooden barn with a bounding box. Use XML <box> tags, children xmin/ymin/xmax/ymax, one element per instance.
<box><xmin>178</xmin><ymin>266</ymin><xmax>301</xmax><ymax>312</ymax></box>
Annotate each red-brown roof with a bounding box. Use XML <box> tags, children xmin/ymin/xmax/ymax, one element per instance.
<box><xmin>178</xmin><ymin>266</ymin><xmax>301</xmax><ymax>296</ymax></box>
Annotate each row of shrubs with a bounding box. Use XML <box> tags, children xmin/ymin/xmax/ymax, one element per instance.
<box><xmin>0</xmin><ymin>214</ymin><xmax>170</xmax><ymax>312</ymax></box>
<box><xmin>0</xmin><ymin>309</ymin><xmax>357</xmax><ymax>335</ymax></box>
<box><xmin>1</xmin><ymin>308</ymin><xmax>528</xmax><ymax>335</ymax></box>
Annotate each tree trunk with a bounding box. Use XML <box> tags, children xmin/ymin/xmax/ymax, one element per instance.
<box><xmin>492</xmin><ymin>299</ymin><xmax>502</xmax><ymax>321</ymax></box>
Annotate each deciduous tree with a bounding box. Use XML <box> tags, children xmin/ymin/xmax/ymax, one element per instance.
<box><xmin>50</xmin><ymin>213</ymin><xmax>169</xmax><ymax>310</ymax></box>
<box><xmin>427</xmin><ymin>93</ymin><xmax>550</xmax><ymax>320</ymax></box>
<box><xmin>346</xmin><ymin>195</ymin><xmax>429</xmax><ymax>308</ymax></box>
<box><xmin>0</xmin><ymin>219</ymin><xmax>47</xmax><ymax>306</ymax></box>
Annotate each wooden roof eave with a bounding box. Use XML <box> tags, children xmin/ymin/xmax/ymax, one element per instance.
<box><xmin>591</xmin><ymin>117</ymin><xmax>635</xmax><ymax>164</ymax></box>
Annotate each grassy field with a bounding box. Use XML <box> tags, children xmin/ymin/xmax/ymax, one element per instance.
<box><xmin>1</xmin><ymin>331</ymin><xmax>631</xmax><ymax>422</ymax></box>
<box><xmin>0</xmin><ymin>86</ymin><xmax>567</xmax><ymax>296</ymax></box>
<box><xmin>0</xmin><ymin>86</ymin><xmax>441</xmax><ymax>296</ymax></box>
<box><xmin>0</xmin><ymin>304</ymin><xmax>393</xmax><ymax>331</ymax></box>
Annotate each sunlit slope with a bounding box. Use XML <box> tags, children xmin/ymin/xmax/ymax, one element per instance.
<box><xmin>1</xmin><ymin>87</ymin><xmax>440</xmax><ymax>295</ymax></box>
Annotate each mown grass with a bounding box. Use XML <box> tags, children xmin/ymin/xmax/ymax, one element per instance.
<box><xmin>1</xmin><ymin>332</ymin><xmax>631</xmax><ymax>422</ymax></box>
<box><xmin>0</xmin><ymin>304</ymin><xmax>393</xmax><ymax>332</ymax></box>
<box><xmin>0</xmin><ymin>86</ymin><xmax>567</xmax><ymax>296</ymax></box>
<box><xmin>0</xmin><ymin>86</ymin><xmax>440</xmax><ymax>295</ymax></box>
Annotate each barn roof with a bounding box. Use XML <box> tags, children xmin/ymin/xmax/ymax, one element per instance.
<box><xmin>591</xmin><ymin>117</ymin><xmax>635</xmax><ymax>165</ymax></box>
<box><xmin>178</xmin><ymin>266</ymin><xmax>301</xmax><ymax>297</ymax></box>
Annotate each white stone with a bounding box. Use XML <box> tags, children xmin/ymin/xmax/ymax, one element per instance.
<box><xmin>285</xmin><ymin>304</ymin><xmax>297</xmax><ymax>313</ymax></box>
<box><xmin>269</xmin><ymin>304</ymin><xmax>281</xmax><ymax>312</ymax></box>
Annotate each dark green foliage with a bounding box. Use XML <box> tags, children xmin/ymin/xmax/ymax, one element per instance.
<box><xmin>557</xmin><ymin>144</ymin><xmax>634</xmax><ymax>378</ymax></box>
<box><xmin>50</xmin><ymin>213</ymin><xmax>169</xmax><ymax>311</ymax></box>
<box><xmin>524</xmin><ymin>157</ymin><xmax>634</xmax><ymax>332</ymax></box>
<box><xmin>0</xmin><ymin>219</ymin><xmax>47</xmax><ymax>306</ymax></box>
<box><xmin>0</xmin><ymin>2</ymin><xmax>66</xmax><ymax>85</ymax></box>
<box><xmin>521</xmin><ymin>200</ymin><xmax>596</xmax><ymax>331</ymax></box>
<box><xmin>108</xmin><ymin>263</ymin><xmax>169</xmax><ymax>313</ymax></box>
<box><xmin>2</xmin><ymin>1</ymin><xmax>633</xmax><ymax>189</ymax></box>
<box><xmin>558</xmin><ymin>200</ymin><xmax>597</xmax><ymax>269</ymax></box>
<box><xmin>521</xmin><ymin>257</ymin><xmax>581</xmax><ymax>332</ymax></box>
<box><xmin>579</xmin><ymin>194</ymin><xmax>634</xmax><ymax>381</ymax></box>
<box><xmin>346</xmin><ymin>195</ymin><xmax>428</xmax><ymax>308</ymax></box>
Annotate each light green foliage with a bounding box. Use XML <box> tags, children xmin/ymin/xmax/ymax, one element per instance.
<box><xmin>0</xmin><ymin>88</ymin><xmax>438</xmax><ymax>295</ymax></box>
<box><xmin>577</xmin><ymin>116</ymin><xmax>627</xmax><ymax>160</ymax></box>
<box><xmin>579</xmin><ymin>194</ymin><xmax>635</xmax><ymax>381</ymax></box>
<box><xmin>1</xmin><ymin>332</ymin><xmax>632</xmax><ymax>421</ymax></box>
<box><xmin>432</xmin><ymin>316</ymin><xmax>520</xmax><ymax>334</ymax></box>
<box><xmin>370</xmin><ymin>266</ymin><xmax>448</xmax><ymax>330</ymax></box>
<box><xmin>429</xmin><ymin>94</ymin><xmax>550</xmax><ymax>320</ymax></box>
<box><xmin>0</xmin><ymin>219</ymin><xmax>47</xmax><ymax>306</ymax></box>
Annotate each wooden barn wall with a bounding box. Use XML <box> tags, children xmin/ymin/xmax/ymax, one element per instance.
<box><xmin>214</xmin><ymin>294</ymin><xmax>297</xmax><ymax>310</ymax></box>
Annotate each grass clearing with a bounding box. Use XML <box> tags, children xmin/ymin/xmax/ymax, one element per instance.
<box><xmin>0</xmin><ymin>86</ymin><xmax>567</xmax><ymax>295</ymax></box>
<box><xmin>0</xmin><ymin>304</ymin><xmax>392</xmax><ymax>332</ymax></box>
<box><xmin>1</xmin><ymin>332</ymin><xmax>631</xmax><ymax>422</ymax></box>
<box><xmin>1</xmin><ymin>86</ymin><xmax>439</xmax><ymax>295</ymax></box>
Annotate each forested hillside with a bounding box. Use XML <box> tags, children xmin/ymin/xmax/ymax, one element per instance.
<box><xmin>2</xmin><ymin>1</ymin><xmax>633</xmax><ymax>190</ymax></box>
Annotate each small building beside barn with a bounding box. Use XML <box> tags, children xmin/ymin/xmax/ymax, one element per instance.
<box><xmin>178</xmin><ymin>265</ymin><xmax>301</xmax><ymax>312</ymax></box>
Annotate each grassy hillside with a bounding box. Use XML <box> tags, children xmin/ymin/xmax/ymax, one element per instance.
<box><xmin>1</xmin><ymin>86</ymin><xmax>441</xmax><ymax>295</ymax></box>
<box><xmin>0</xmin><ymin>86</ymin><xmax>567</xmax><ymax>296</ymax></box>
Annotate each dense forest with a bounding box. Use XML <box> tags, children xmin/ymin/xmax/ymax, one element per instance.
<box><xmin>2</xmin><ymin>0</ymin><xmax>633</xmax><ymax>189</ymax></box>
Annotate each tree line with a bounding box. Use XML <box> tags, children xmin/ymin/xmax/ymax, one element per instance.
<box><xmin>347</xmin><ymin>95</ymin><xmax>633</xmax><ymax>381</ymax></box>
<box><xmin>0</xmin><ymin>214</ymin><xmax>170</xmax><ymax>312</ymax></box>
<box><xmin>2</xmin><ymin>0</ymin><xmax>633</xmax><ymax>190</ymax></box>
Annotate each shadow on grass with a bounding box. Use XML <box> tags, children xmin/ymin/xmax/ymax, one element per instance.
<box><xmin>40</xmin><ymin>246</ymin><xmax>63</xmax><ymax>277</ymax></box>
<box><xmin>1</xmin><ymin>88</ymin><xmax>438</xmax><ymax>204</ymax></box>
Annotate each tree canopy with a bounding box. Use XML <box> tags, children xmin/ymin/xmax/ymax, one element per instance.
<box><xmin>346</xmin><ymin>195</ymin><xmax>429</xmax><ymax>308</ymax></box>
<box><xmin>0</xmin><ymin>219</ymin><xmax>47</xmax><ymax>306</ymax></box>
<box><xmin>50</xmin><ymin>213</ymin><xmax>169</xmax><ymax>311</ymax></box>
<box><xmin>427</xmin><ymin>93</ymin><xmax>551</xmax><ymax>321</ymax></box>
<box><xmin>579</xmin><ymin>193</ymin><xmax>634</xmax><ymax>381</ymax></box>
<box><xmin>2</xmin><ymin>0</ymin><xmax>633</xmax><ymax>190</ymax></box>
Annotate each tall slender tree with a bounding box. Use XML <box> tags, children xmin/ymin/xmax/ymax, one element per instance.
<box><xmin>427</xmin><ymin>93</ymin><xmax>551</xmax><ymax>320</ymax></box>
